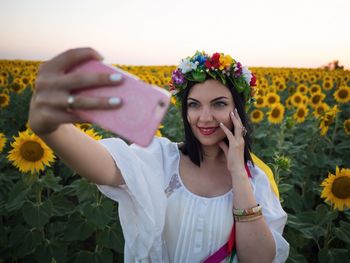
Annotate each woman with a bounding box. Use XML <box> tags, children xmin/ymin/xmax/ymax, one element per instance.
<box><xmin>28</xmin><ymin>48</ymin><xmax>289</xmax><ymax>262</ymax></box>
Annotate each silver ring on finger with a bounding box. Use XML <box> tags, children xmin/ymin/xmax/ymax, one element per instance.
<box><xmin>241</xmin><ymin>126</ymin><xmax>247</xmax><ymax>137</ymax></box>
<box><xmin>67</xmin><ymin>95</ymin><xmax>76</xmax><ymax>110</ymax></box>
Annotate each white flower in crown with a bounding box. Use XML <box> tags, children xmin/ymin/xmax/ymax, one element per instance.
<box><xmin>179</xmin><ymin>58</ymin><xmax>197</xmax><ymax>74</ymax></box>
<box><xmin>242</xmin><ymin>66</ymin><xmax>253</xmax><ymax>85</ymax></box>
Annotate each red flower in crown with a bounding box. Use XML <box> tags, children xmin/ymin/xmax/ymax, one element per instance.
<box><xmin>205</xmin><ymin>52</ymin><xmax>221</xmax><ymax>69</ymax></box>
<box><xmin>250</xmin><ymin>74</ymin><xmax>257</xmax><ymax>86</ymax></box>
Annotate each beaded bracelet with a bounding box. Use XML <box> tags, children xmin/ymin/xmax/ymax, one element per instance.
<box><xmin>232</xmin><ymin>204</ymin><xmax>262</xmax><ymax>216</ymax></box>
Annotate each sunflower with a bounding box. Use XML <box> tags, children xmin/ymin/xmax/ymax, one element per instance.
<box><xmin>308</xmin><ymin>74</ymin><xmax>317</xmax><ymax>83</ymax></box>
<box><xmin>344</xmin><ymin>119</ymin><xmax>350</xmax><ymax>135</ymax></box>
<box><xmin>321</xmin><ymin>166</ymin><xmax>350</xmax><ymax>211</ymax></box>
<box><xmin>254</xmin><ymin>96</ymin><xmax>266</xmax><ymax>108</ymax></box>
<box><xmin>323</xmin><ymin>75</ymin><xmax>331</xmax><ymax>82</ymax></box>
<box><xmin>155</xmin><ymin>125</ymin><xmax>164</xmax><ymax>137</ymax></box>
<box><xmin>290</xmin><ymin>92</ymin><xmax>305</xmax><ymax>107</ymax></box>
<box><xmin>293</xmin><ymin>105</ymin><xmax>309</xmax><ymax>123</ymax></box>
<box><xmin>277</xmin><ymin>82</ymin><xmax>287</xmax><ymax>92</ymax></box>
<box><xmin>10</xmin><ymin>79</ymin><xmax>26</xmax><ymax>93</ymax></box>
<box><xmin>309</xmin><ymin>92</ymin><xmax>326</xmax><ymax>108</ymax></box>
<box><xmin>309</xmin><ymin>84</ymin><xmax>322</xmax><ymax>95</ymax></box>
<box><xmin>293</xmin><ymin>75</ymin><xmax>300</xmax><ymax>83</ymax></box>
<box><xmin>257</xmin><ymin>83</ymin><xmax>268</xmax><ymax>94</ymax></box>
<box><xmin>75</xmin><ymin>126</ymin><xmax>102</xmax><ymax>140</ymax></box>
<box><xmin>301</xmin><ymin>72</ymin><xmax>309</xmax><ymax>81</ymax></box>
<box><xmin>266</xmin><ymin>92</ymin><xmax>281</xmax><ymax>106</ymax></box>
<box><xmin>319</xmin><ymin>106</ymin><xmax>340</xmax><ymax>136</ymax></box>
<box><xmin>267</xmin><ymin>85</ymin><xmax>277</xmax><ymax>93</ymax></box>
<box><xmin>296</xmin><ymin>84</ymin><xmax>308</xmax><ymax>94</ymax></box>
<box><xmin>250</xmin><ymin>109</ymin><xmax>264</xmax><ymax>123</ymax></box>
<box><xmin>0</xmin><ymin>132</ymin><xmax>7</xmax><ymax>152</ymax></box>
<box><xmin>7</xmin><ymin>129</ymin><xmax>56</xmax><ymax>174</ymax></box>
<box><xmin>322</xmin><ymin>80</ymin><xmax>333</xmax><ymax>91</ymax></box>
<box><xmin>333</xmin><ymin>86</ymin><xmax>350</xmax><ymax>104</ymax></box>
<box><xmin>0</xmin><ymin>76</ymin><xmax>8</xmax><ymax>86</ymax></box>
<box><xmin>0</xmin><ymin>93</ymin><xmax>10</xmax><ymax>108</ymax></box>
<box><xmin>267</xmin><ymin>103</ymin><xmax>285</xmax><ymax>124</ymax></box>
<box><xmin>285</xmin><ymin>97</ymin><xmax>293</xmax><ymax>109</ymax></box>
<box><xmin>313</xmin><ymin>102</ymin><xmax>330</xmax><ymax>119</ymax></box>
<box><xmin>341</xmin><ymin>74</ymin><xmax>349</xmax><ymax>84</ymax></box>
<box><xmin>1</xmin><ymin>71</ymin><xmax>9</xmax><ymax>79</ymax></box>
<box><xmin>75</xmin><ymin>123</ymin><xmax>93</xmax><ymax>131</ymax></box>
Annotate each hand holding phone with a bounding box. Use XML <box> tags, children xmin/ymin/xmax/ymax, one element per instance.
<box><xmin>68</xmin><ymin>60</ymin><xmax>170</xmax><ymax>147</ymax></box>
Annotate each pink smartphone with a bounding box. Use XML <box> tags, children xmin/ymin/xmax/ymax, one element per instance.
<box><xmin>67</xmin><ymin>60</ymin><xmax>171</xmax><ymax>147</ymax></box>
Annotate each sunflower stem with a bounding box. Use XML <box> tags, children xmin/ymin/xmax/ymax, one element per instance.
<box><xmin>96</xmin><ymin>190</ymin><xmax>102</xmax><ymax>205</ymax></box>
<box><xmin>331</xmin><ymin>112</ymin><xmax>339</xmax><ymax>143</ymax></box>
<box><xmin>323</xmin><ymin>220</ymin><xmax>332</xmax><ymax>249</ymax></box>
<box><xmin>37</xmin><ymin>186</ymin><xmax>42</xmax><ymax>204</ymax></box>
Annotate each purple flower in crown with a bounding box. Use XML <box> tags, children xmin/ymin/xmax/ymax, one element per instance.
<box><xmin>233</xmin><ymin>62</ymin><xmax>242</xmax><ymax>77</ymax></box>
<box><xmin>172</xmin><ymin>69</ymin><xmax>185</xmax><ymax>85</ymax></box>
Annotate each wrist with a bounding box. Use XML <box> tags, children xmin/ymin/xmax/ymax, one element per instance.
<box><xmin>230</xmin><ymin>166</ymin><xmax>248</xmax><ymax>178</ymax></box>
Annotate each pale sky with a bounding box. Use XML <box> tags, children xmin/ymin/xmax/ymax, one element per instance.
<box><xmin>1</xmin><ymin>0</ymin><xmax>349</xmax><ymax>68</ymax></box>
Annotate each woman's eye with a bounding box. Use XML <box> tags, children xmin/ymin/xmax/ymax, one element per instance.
<box><xmin>214</xmin><ymin>101</ymin><xmax>227</xmax><ymax>108</ymax></box>
<box><xmin>187</xmin><ymin>102</ymin><xmax>198</xmax><ymax>108</ymax></box>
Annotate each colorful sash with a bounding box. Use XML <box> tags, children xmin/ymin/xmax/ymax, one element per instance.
<box><xmin>202</xmin><ymin>154</ymin><xmax>279</xmax><ymax>263</ymax></box>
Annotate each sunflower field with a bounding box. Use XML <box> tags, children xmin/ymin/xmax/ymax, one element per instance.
<box><xmin>0</xmin><ymin>59</ymin><xmax>350</xmax><ymax>263</ymax></box>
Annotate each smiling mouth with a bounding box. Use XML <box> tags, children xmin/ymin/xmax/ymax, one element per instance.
<box><xmin>198</xmin><ymin>126</ymin><xmax>219</xmax><ymax>135</ymax></box>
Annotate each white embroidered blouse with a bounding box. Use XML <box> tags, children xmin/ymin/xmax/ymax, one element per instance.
<box><xmin>96</xmin><ymin>136</ymin><xmax>290</xmax><ymax>263</ymax></box>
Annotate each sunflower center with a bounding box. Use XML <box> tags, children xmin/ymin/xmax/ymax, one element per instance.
<box><xmin>256</xmin><ymin>97</ymin><xmax>263</xmax><ymax>105</ymax></box>
<box><xmin>0</xmin><ymin>95</ymin><xmax>6</xmax><ymax>104</ymax></box>
<box><xmin>253</xmin><ymin>111</ymin><xmax>261</xmax><ymax>118</ymax></box>
<box><xmin>338</xmin><ymin>89</ymin><xmax>348</xmax><ymax>99</ymax></box>
<box><xmin>312</xmin><ymin>95</ymin><xmax>321</xmax><ymax>104</ymax></box>
<box><xmin>271</xmin><ymin>108</ymin><xmax>280</xmax><ymax>118</ymax></box>
<box><xmin>294</xmin><ymin>96</ymin><xmax>301</xmax><ymax>103</ymax></box>
<box><xmin>268</xmin><ymin>97</ymin><xmax>276</xmax><ymax>104</ymax></box>
<box><xmin>11</xmin><ymin>83</ymin><xmax>22</xmax><ymax>92</ymax></box>
<box><xmin>297</xmin><ymin>109</ymin><xmax>305</xmax><ymax>117</ymax></box>
<box><xmin>20</xmin><ymin>141</ymin><xmax>44</xmax><ymax>162</ymax></box>
<box><xmin>331</xmin><ymin>176</ymin><xmax>350</xmax><ymax>199</ymax></box>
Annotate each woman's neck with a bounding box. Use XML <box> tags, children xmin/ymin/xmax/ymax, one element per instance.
<box><xmin>201</xmin><ymin>144</ymin><xmax>226</xmax><ymax>164</ymax></box>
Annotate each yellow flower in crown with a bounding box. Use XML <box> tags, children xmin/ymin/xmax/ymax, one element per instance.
<box><xmin>219</xmin><ymin>54</ymin><xmax>235</xmax><ymax>70</ymax></box>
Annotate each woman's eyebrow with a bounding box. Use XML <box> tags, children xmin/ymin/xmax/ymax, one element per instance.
<box><xmin>211</xmin><ymin>96</ymin><xmax>229</xmax><ymax>102</ymax></box>
<box><xmin>187</xmin><ymin>96</ymin><xmax>229</xmax><ymax>102</ymax></box>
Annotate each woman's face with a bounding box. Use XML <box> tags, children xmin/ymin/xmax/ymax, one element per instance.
<box><xmin>186</xmin><ymin>79</ymin><xmax>235</xmax><ymax>146</ymax></box>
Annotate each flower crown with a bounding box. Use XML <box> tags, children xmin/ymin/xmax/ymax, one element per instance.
<box><xmin>169</xmin><ymin>51</ymin><xmax>257</xmax><ymax>108</ymax></box>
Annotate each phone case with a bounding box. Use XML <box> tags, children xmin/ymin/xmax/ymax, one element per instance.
<box><xmin>68</xmin><ymin>60</ymin><xmax>171</xmax><ymax>147</ymax></box>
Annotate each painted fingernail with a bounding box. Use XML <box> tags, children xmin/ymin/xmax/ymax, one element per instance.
<box><xmin>109</xmin><ymin>73</ymin><xmax>122</xmax><ymax>82</ymax></box>
<box><xmin>108</xmin><ymin>97</ymin><xmax>121</xmax><ymax>105</ymax></box>
<box><xmin>220</xmin><ymin>122</ymin><xmax>224</xmax><ymax>126</ymax></box>
<box><xmin>235</xmin><ymin>108</ymin><xmax>238</xmax><ymax>113</ymax></box>
<box><xmin>230</xmin><ymin>111</ymin><xmax>234</xmax><ymax>116</ymax></box>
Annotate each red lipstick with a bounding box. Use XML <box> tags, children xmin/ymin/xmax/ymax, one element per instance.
<box><xmin>198</xmin><ymin>127</ymin><xmax>219</xmax><ymax>135</ymax></box>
